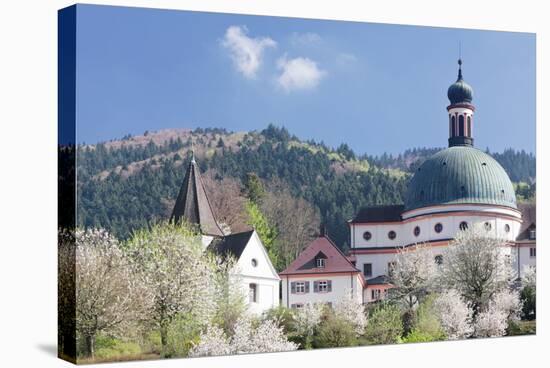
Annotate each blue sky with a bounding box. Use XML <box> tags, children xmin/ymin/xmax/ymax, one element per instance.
<box><xmin>75</xmin><ymin>4</ymin><xmax>535</xmax><ymax>155</ymax></box>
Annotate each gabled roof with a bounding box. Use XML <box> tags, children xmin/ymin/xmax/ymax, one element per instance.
<box><xmin>517</xmin><ymin>203</ymin><xmax>536</xmax><ymax>241</ymax></box>
<box><xmin>279</xmin><ymin>235</ymin><xmax>360</xmax><ymax>275</ymax></box>
<box><xmin>208</xmin><ymin>229</ymin><xmax>255</xmax><ymax>259</ymax></box>
<box><xmin>366</xmin><ymin>275</ymin><xmax>391</xmax><ymax>286</ymax></box>
<box><xmin>350</xmin><ymin>205</ymin><xmax>404</xmax><ymax>224</ymax></box>
<box><xmin>170</xmin><ymin>157</ymin><xmax>224</xmax><ymax>237</ymax></box>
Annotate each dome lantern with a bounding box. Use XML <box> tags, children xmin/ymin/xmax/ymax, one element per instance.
<box><xmin>447</xmin><ymin>59</ymin><xmax>475</xmax><ymax>147</ymax></box>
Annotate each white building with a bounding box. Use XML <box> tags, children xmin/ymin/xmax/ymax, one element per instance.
<box><xmin>170</xmin><ymin>155</ymin><xmax>280</xmax><ymax>314</ymax></box>
<box><xmin>209</xmin><ymin>230</ymin><xmax>281</xmax><ymax>315</ymax></box>
<box><xmin>280</xmin><ymin>230</ymin><xmax>365</xmax><ymax>308</ymax></box>
<box><xmin>347</xmin><ymin>59</ymin><xmax>536</xmax><ymax>298</ymax></box>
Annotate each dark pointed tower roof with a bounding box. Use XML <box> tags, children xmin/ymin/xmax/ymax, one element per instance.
<box><xmin>170</xmin><ymin>154</ymin><xmax>224</xmax><ymax>237</ymax></box>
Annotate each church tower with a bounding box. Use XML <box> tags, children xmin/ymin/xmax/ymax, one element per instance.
<box><xmin>447</xmin><ymin>59</ymin><xmax>475</xmax><ymax>147</ymax></box>
<box><xmin>170</xmin><ymin>153</ymin><xmax>224</xmax><ymax>245</ymax></box>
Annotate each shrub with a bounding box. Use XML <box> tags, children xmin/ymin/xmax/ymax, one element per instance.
<box><xmin>363</xmin><ymin>303</ymin><xmax>403</xmax><ymax>345</ymax></box>
<box><xmin>94</xmin><ymin>336</ymin><xmax>142</xmax><ymax>360</ymax></box>
<box><xmin>521</xmin><ymin>286</ymin><xmax>536</xmax><ymax>320</ymax></box>
<box><xmin>313</xmin><ymin>313</ymin><xmax>357</xmax><ymax>348</ymax></box>
<box><xmin>404</xmin><ymin>295</ymin><xmax>445</xmax><ymax>342</ymax></box>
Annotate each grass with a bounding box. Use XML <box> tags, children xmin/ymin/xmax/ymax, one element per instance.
<box><xmin>508</xmin><ymin>320</ymin><xmax>536</xmax><ymax>336</ymax></box>
<box><xmin>77</xmin><ymin>353</ymin><xmax>160</xmax><ymax>364</ymax></box>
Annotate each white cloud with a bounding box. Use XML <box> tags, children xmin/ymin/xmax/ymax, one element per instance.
<box><xmin>337</xmin><ymin>53</ymin><xmax>358</xmax><ymax>64</ymax></box>
<box><xmin>276</xmin><ymin>55</ymin><xmax>326</xmax><ymax>92</ymax></box>
<box><xmin>290</xmin><ymin>32</ymin><xmax>323</xmax><ymax>46</ymax></box>
<box><xmin>221</xmin><ymin>25</ymin><xmax>276</xmax><ymax>79</ymax></box>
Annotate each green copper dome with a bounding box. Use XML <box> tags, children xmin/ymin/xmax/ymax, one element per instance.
<box><xmin>405</xmin><ymin>146</ymin><xmax>517</xmax><ymax>211</ymax></box>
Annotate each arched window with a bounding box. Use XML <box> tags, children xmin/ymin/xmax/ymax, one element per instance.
<box><xmin>467</xmin><ymin>116</ymin><xmax>471</xmax><ymax>137</ymax></box>
<box><xmin>451</xmin><ymin>116</ymin><xmax>456</xmax><ymax>137</ymax></box>
<box><xmin>459</xmin><ymin>115</ymin><xmax>465</xmax><ymax>136</ymax></box>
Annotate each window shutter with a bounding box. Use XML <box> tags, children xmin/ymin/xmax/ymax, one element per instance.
<box><xmin>305</xmin><ymin>281</ymin><xmax>310</xmax><ymax>293</ymax></box>
<box><xmin>313</xmin><ymin>281</ymin><xmax>319</xmax><ymax>293</ymax></box>
<box><xmin>327</xmin><ymin>280</ymin><xmax>332</xmax><ymax>292</ymax></box>
<box><xmin>291</xmin><ymin>282</ymin><xmax>296</xmax><ymax>294</ymax></box>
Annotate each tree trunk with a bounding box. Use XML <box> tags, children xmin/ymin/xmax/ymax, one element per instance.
<box><xmin>160</xmin><ymin>322</ymin><xmax>169</xmax><ymax>357</ymax></box>
<box><xmin>84</xmin><ymin>334</ymin><xmax>95</xmax><ymax>358</ymax></box>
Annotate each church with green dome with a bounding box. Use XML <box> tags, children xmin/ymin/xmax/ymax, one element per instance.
<box><xmin>345</xmin><ymin>60</ymin><xmax>536</xmax><ymax>303</ymax></box>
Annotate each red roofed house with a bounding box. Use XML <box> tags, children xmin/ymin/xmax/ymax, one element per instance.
<box><xmin>279</xmin><ymin>228</ymin><xmax>365</xmax><ymax>309</ymax></box>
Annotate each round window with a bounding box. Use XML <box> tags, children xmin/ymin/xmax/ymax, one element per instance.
<box><xmin>388</xmin><ymin>231</ymin><xmax>396</xmax><ymax>240</ymax></box>
<box><xmin>484</xmin><ymin>222</ymin><xmax>492</xmax><ymax>231</ymax></box>
<box><xmin>363</xmin><ymin>231</ymin><xmax>372</xmax><ymax>241</ymax></box>
<box><xmin>413</xmin><ymin>226</ymin><xmax>421</xmax><ymax>237</ymax></box>
<box><xmin>459</xmin><ymin>221</ymin><xmax>468</xmax><ymax>231</ymax></box>
<box><xmin>434</xmin><ymin>223</ymin><xmax>443</xmax><ymax>233</ymax></box>
<box><xmin>504</xmin><ymin>224</ymin><xmax>510</xmax><ymax>233</ymax></box>
<box><xmin>251</xmin><ymin>259</ymin><xmax>258</xmax><ymax>267</ymax></box>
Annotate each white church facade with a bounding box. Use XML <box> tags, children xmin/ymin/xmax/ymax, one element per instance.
<box><xmin>170</xmin><ymin>155</ymin><xmax>280</xmax><ymax>314</ymax></box>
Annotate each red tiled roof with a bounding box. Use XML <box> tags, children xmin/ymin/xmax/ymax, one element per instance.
<box><xmin>279</xmin><ymin>236</ymin><xmax>361</xmax><ymax>275</ymax></box>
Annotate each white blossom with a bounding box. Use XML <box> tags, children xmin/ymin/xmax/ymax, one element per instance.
<box><xmin>473</xmin><ymin>303</ymin><xmax>507</xmax><ymax>338</ymax></box>
<box><xmin>439</xmin><ymin>227</ymin><xmax>516</xmax><ymax>312</ymax></box>
<box><xmin>188</xmin><ymin>325</ymin><xmax>231</xmax><ymax>357</ymax></box>
<box><xmin>293</xmin><ymin>302</ymin><xmax>323</xmax><ymax>339</ymax></box>
<box><xmin>333</xmin><ymin>290</ymin><xmax>367</xmax><ymax>335</ymax></box>
<box><xmin>491</xmin><ymin>289</ymin><xmax>522</xmax><ymax>322</ymax></box>
<box><xmin>73</xmin><ymin>228</ymin><xmax>151</xmax><ymax>357</ymax></box>
<box><xmin>390</xmin><ymin>243</ymin><xmax>437</xmax><ymax>309</ymax></box>
<box><xmin>522</xmin><ymin>265</ymin><xmax>536</xmax><ymax>291</ymax></box>
<box><xmin>126</xmin><ymin>223</ymin><xmax>216</xmax><ymax>350</ymax></box>
<box><xmin>433</xmin><ymin>290</ymin><xmax>474</xmax><ymax>340</ymax></box>
<box><xmin>189</xmin><ymin>315</ymin><xmax>297</xmax><ymax>357</ymax></box>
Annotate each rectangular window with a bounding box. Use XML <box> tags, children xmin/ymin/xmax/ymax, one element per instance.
<box><xmin>295</xmin><ymin>281</ymin><xmax>305</xmax><ymax>293</ymax></box>
<box><xmin>314</xmin><ymin>280</ymin><xmax>332</xmax><ymax>293</ymax></box>
<box><xmin>249</xmin><ymin>283</ymin><xmax>257</xmax><ymax>303</ymax></box>
<box><xmin>291</xmin><ymin>303</ymin><xmax>304</xmax><ymax>309</ymax></box>
<box><xmin>316</xmin><ymin>258</ymin><xmax>326</xmax><ymax>268</ymax></box>
<box><xmin>371</xmin><ymin>289</ymin><xmax>381</xmax><ymax>300</ymax></box>
<box><xmin>530</xmin><ymin>248</ymin><xmax>536</xmax><ymax>257</ymax></box>
<box><xmin>529</xmin><ymin>229</ymin><xmax>536</xmax><ymax>240</ymax></box>
<box><xmin>363</xmin><ymin>263</ymin><xmax>372</xmax><ymax>277</ymax></box>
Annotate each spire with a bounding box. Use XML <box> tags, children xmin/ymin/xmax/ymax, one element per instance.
<box><xmin>447</xmin><ymin>57</ymin><xmax>475</xmax><ymax>148</ymax></box>
<box><xmin>170</xmin><ymin>156</ymin><xmax>224</xmax><ymax>237</ymax></box>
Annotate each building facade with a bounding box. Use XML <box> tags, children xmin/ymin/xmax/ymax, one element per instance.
<box><xmin>347</xmin><ymin>59</ymin><xmax>535</xmax><ymax>297</ymax></box>
<box><xmin>170</xmin><ymin>155</ymin><xmax>280</xmax><ymax>314</ymax></box>
<box><xmin>280</xmin><ymin>231</ymin><xmax>365</xmax><ymax>308</ymax></box>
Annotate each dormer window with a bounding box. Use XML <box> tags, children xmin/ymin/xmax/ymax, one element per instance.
<box><xmin>316</xmin><ymin>258</ymin><xmax>326</xmax><ymax>268</ymax></box>
<box><xmin>529</xmin><ymin>229</ymin><xmax>536</xmax><ymax>240</ymax></box>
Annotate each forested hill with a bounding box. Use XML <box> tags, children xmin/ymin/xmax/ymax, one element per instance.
<box><xmin>76</xmin><ymin>125</ymin><xmax>536</xmax><ymax>250</ymax></box>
